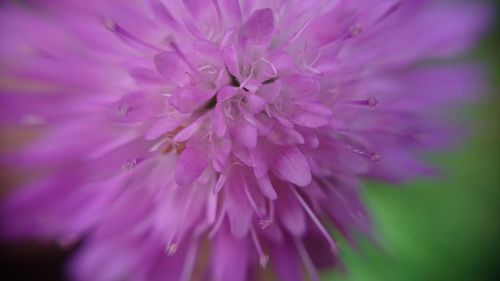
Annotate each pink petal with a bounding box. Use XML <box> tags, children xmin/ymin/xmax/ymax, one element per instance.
<box><xmin>272</xmin><ymin>147</ymin><xmax>312</xmax><ymax>187</ymax></box>
<box><xmin>232</xmin><ymin>117</ymin><xmax>257</xmax><ymax>148</ymax></box>
<box><xmin>276</xmin><ymin>185</ymin><xmax>306</xmax><ymax>236</ymax></box>
<box><xmin>223</xmin><ymin>45</ymin><xmax>240</xmax><ymax>77</ymax></box>
<box><xmin>145</xmin><ymin>113</ymin><xmax>188</xmax><ymax>140</ymax></box>
<box><xmin>212</xmin><ymin>225</ymin><xmax>249</xmax><ymax>281</ymax></box>
<box><xmin>175</xmin><ymin>139</ymin><xmax>209</xmax><ymax>187</ymax></box>
<box><xmin>256</xmin><ymin>174</ymin><xmax>277</xmax><ymax>200</ymax></box>
<box><xmin>218</xmin><ymin>0</ymin><xmax>241</xmax><ymax>25</ymax></box>
<box><xmin>168</xmin><ymin>86</ymin><xmax>214</xmax><ymax>113</ymax></box>
<box><xmin>245</xmin><ymin>94</ymin><xmax>267</xmax><ymax>113</ymax></box>
<box><xmin>153</xmin><ymin>52</ymin><xmax>191</xmax><ymax>86</ymax></box>
<box><xmin>291</xmin><ymin>102</ymin><xmax>333</xmax><ymax>128</ymax></box>
<box><xmin>239</xmin><ymin>8</ymin><xmax>275</xmax><ymax>46</ymax></box>
<box><xmin>213</xmin><ymin>105</ymin><xmax>227</xmax><ymax>137</ymax></box>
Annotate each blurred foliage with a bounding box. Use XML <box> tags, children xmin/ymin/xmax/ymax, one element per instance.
<box><xmin>325</xmin><ymin>3</ymin><xmax>500</xmax><ymax>281</ymax></box>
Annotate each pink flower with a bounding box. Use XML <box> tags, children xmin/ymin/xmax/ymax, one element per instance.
<box><xmin>0</xmin><ymin>1</ymin><xmax>489</xmax><ymax>281</ymax></box>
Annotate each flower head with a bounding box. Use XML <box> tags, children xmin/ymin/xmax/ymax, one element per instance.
<box><xmin>0</xmin><ymin>1</ymin><xmax>489</xmax><ymax>281</ymax></box>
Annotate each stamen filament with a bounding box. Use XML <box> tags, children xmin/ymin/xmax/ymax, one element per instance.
<box><xmin>294</xmin><ymin>239</ymin><xmax>320</xmax><ymax>281</ymax></box>
<box><xmin>292</xmin><ymin>188</ymin><xmax>338</xmax><ymax>253</ymax></box>
<box><xmin>251</xmin><ymin>227</ymin><xmax>269</xmax><ymax>268</ymax></box>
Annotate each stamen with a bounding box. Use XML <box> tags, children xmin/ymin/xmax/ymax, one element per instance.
<box><xmin>104</xmin><ymin>20</ymin><xmax>162</xmax><ymax>52</ymax></box>
<box><xmin>292</xmin><ymin>188</ymin><xmax>338</xmax><ymax>253</ymax></box>
<box><xmin>309</xmin><ymin>51</ymin><xmax>322</xmax><ymax>66</ymax></box>
<box><xmin>250</xmin><ymin>227</ymin><xmax>269</xmax><ymax>269</ymax></box>
<box><xmin>206</xmin><ymin>192</ymin><xmax>218</xmax><ymax>225</ymax></box>
<box><xmin>258</xmin><ymin>217</ymin><xmax>273</xmax><ymax>229</ymax></box>
<box><xmin>213</xmin><ymin>173</ymin><xmax>227</xmax><ymax>194</ymax></box>
<box><xmin>243</xmin><ymin>179</ymin><xmax>266</xmax><ymax>218</ymax></box>
<box><xmin>343</xmin><ymin>97</ymin><xmax>378</xmax><ymax>108</ymax></box>
<box><xmin>208</xmin><ymin>204</ymin><xmax>226</xmax><ymax>239</ymax></box>
<box><xmin>348</xmin><ymin>24</ymin><xmax>363</xmax><ymax>37</ymax></box>
<box><xmin>347</xmin><ymin>146</ymin><xmax>381</xmax><ymax>162</ymax></box>
<box><xmin>149</xmin><ymin>138</ymin><xmax>169</xmax><ymax>152</ymax></box>
<box><xmin>166</xmin><ymin>187</ymin><xmax>196</xmax><ymax>255</ymax></box>
<box><xmin>260</xmin><ymin>58</ymin><xmax>278</xmax><ymax>77</ymax></box>
<box><xmin>258</xmin><ymin>199</ymin><xmax>275</xmax><ymax>229</ymax></box>
<box><xmin>240</xmin><ymin>62</ymin><xmax>257</xmax><ymax>89</ymax></box>
<box><xmin>179</xmin><ymin>239</ymin><xmax>199</xmax><ymax>281</ymax></box>
<box><xmin>121</xmin><ymin>159</ymin><xmax>138</xmax><ymax>171</ymax></box>
<box><xmin>115</xmin><ymin>103</ymin><xmax>129</xmax><ymax>118</ymax></box>
<box><xmin>165</xmin><ymin>240</ymin><xmax>179</xmax><ymax>256</ymax></box>
<box><xmin>283</xmin><ymin>16</ymin><xmax>314</xmax><ymax>47</ymax></box>
<box><xmin>294</xmin><ymin>239</ymin><xmax>320</xmax><ymax>281</ymax></box>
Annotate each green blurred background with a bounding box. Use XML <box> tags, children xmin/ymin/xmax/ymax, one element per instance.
<box><xmin>325</xmin><ymin>2</ymin><xmax>500</xmax><ymax>281</ymax></box>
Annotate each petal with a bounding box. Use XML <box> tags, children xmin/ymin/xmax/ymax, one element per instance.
<box><xmin>149</xmin><ymin>0</ymin><xmax>179</xmax><ymax>30</ymax></box>
<box><xmin>169</xmin><ymin>86</ymin><xmax>214</xmax><ymax>113</ymax></box>
<box><xmin>217</xmin><ymin>86</ymin><xmax>239</xmax><ymax>103</ymax></box>
<box><xmin>153</xmin><ymin>52</ymin><xmax>190</xmax><ymax>86</ymax></box>
<box><xmin>225</xmin><ymin>176</ymin><xmax>253</xmax><ymax>237</ymax></box>
<box><xmin>276</xmin><ymin>186</ymin><xmax>306</xmax><ymax>236</ymax></box>
<box><xmin>183</xmin><ymin>0</ymin><xmax>213</xmax><ymax>18</ymax></box>
<box><xmin>245</xmin><ymin>94</ymin><xmax>267</xmax><ymax>114</ymax></box>
<box><xmin>223</xmin><ymin>45</ymin><xmax>240</xmax><ymax>77</ymax></box>
<box><xmin>212</xmin><ymin>137</ymin><xmax>232</xmax><ymax>173</ymax></box>
<box><xmin>271</xmin><ymin>240</ymin><xmax>302</xmax><ymax>281</ymax></box>
<box><xmin>218</xmin><ymin>0</ymin><xmax>241</xmax><ymax>25</ymax></box>
<box><xmin>175</xmin><ymin>139</ymin><xmax>209</xmax><ymax>187</ymax></box>
<box><xmin>272</xmin><ymin>147</ymin><xmax>312</xmax><ymax>187</ymax></box>
<box><xmin>281</xmin><ymin>75</ymin><xmax>320</xmax><ymax>101</ymax></box>
<box><xmin>256</xmin><ymin>174</ymin><xmax>277</xmax><ymax>200</ymax></box>
<box><xmin>291</xmin><ymin>102</ymin><xmax>333</xmax><ymax>128</ymax></box>
<box><xmin>173</xmin><ymin>118</ymin><xmax>202</xmax><ymax>142</ymax></box>
<box><xmin>239</xmin><ymin>8</ymin><xmax>275</xmax><ymax>46</ymax></box>
<box><xmin>212</xmin><ymin>224</ymin><xmax>249</xmax><ymax>281</ymax></box>
<box><xmin>213</xmin><ymin>105</ymin><xmax>227</xmax><ymax>137</ymax></box>
<box><xmin>129</xmin><ymin>67</ymin><xmax>164</xmax><ymax>84</ymax></box>
<box><xmin>232</xmin><ymin>117</ymin><xmax>257</xmax><ymax>148</ymax></box>
<box><xmin>145</xmin><ymin>113</ymin><xmax>188</xmax><ymax>140</ymax></box>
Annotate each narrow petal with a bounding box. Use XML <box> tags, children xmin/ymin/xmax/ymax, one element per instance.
<box><xmin>272</xmin><ymin>147</ymin><xmax>312</xmax><ymax>187</ymax></box>
<box><xmin>239</xmin><ymin>8</ymin><xmax>275</xmax><ymax>46</ymax></box>
<box><xmin>276</xmin><ymin>185</ymin><xmax>306</xmax><ymax>236</ymax></box>
<box><xmin>175</xmin><ymin>139</ymin><xmax>209</xmax><ymax>187</ymax></box>
<box><xmin>256</xmin><ymin>174</ymin><xmax>277</xmax><ymax>200</ymax></box>
<box><xmin>291</xmin><ymin>102</ymin><xmax>333</xmax><ymax>128</ymax></box>
<box><xmin>145</xmin><ymin>113</ymin><xmax>188</xmax><ymax>140</ymax></box>
<box><xmin>169</xmin><ymin>86</ymin><xmax>214</xmax><ymax>113</ymax></box>
<box><xmin>232</xmin><ymin>117</ymin><xmax>257</xmax><ymax>148</ymax></box>
<box><xmin>213</xmin><ymin>105</ymin><xmax>227</xmax><ymax>137</ymax></box>
<box><xmin>212</xmin><ymin>224</ymin><xmax>249</xmax><ymax>281</ymax></box>
<box><xmin>154</xmin><ymin>52</ymin><xmax>191</xmax><ymax>86</ymax></box>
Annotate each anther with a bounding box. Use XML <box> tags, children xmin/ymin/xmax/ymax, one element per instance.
<box><xmin>349</xmin><ymin>24</ymin><xmax>363</xmax><ymax>37</ymax></box>
<box><xmin>165</xmin><ymin>241</ymin><xmax>179</xmax><ymax>256</ymax></box>
<box><xmin>121</xmin><ymin>159</ymin><xmax>138</xmax><ymax>171</ymax></box>
<box><xmin>348</xmin><ymin>146</ymin><xmax>381</xmax><ymax>162</ymax></box>
<box><xmin>343</xmin><ymin>97</ymin><xmax>378</xmax><ymax>108</ymax></box>
<box><xmin>116</xmin><ymin>103</ymin><xmax>129</xmax><ymax>118</ymax></box>
<box><xmin>259</xmin><ymin>217</ymin><xmax>273</xmax><ymax>229</ymax></box>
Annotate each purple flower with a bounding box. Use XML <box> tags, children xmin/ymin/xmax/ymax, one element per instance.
<box><xmin>0</xmin><ymin>1</ymin><xmax>489</xmax><ymax>281</ymax></box>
